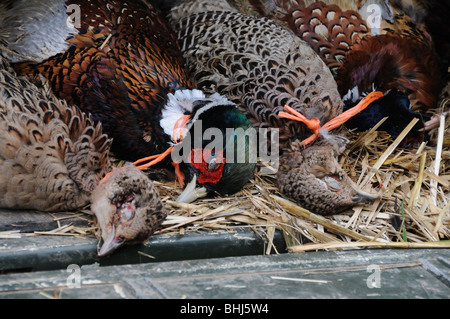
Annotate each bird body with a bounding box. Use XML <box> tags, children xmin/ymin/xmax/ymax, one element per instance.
<box><xmin>173</xmin><ymin>8</ymin><xmax>341</xmax><ymax>146</ymax></box>
<box><xmin>11</xmin><ymin>0</ymin><xmax>192</xmax><ymax>161</ymax></box>
<box><xmin>234</xmin><ymin>0</ymin><xmax>441</xmax><ymax>109</ymax></box>
<box><xmin>4</xmin><ymin>0</ymin><xmax>256</xmax><ymax>202</ymax></box>
<box><xmin>337</xmin><ymin>34</ymin><xmax>441</xmax><ymax>111</ymax></box>
<box><xmin>0</xmin><ymin>0</ymin><xmax>77</xmax><ymax>63</ymax></box>
<box><xmin>223</xmin><ymin>0</ymin><xmax>444</xmax><ymax>139</ymax></box>
<box><xmin>286</xmin><ymin>0</ymin><xmax>443</xmax><ymax>138</ymax></box>
<box><xmin>0</xmin><ymin>60</ymin><xmax>111</xmax><ymax>211</ymax></box>
<box><xmin>285</xmin><ymin>0</ymin><xmax>441</xmax><ymax>110</ymax></box>
<box><xmin>170</xmin><ymin>1</ymin><xmax>378</xmax><ymax>215</ymax></box>
<box><xmin>0</xmin><ymin>55</ymin><xmax>166</xmax><ymax>255</ymax></box>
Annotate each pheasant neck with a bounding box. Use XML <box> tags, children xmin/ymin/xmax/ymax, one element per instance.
<box><xmin>132</xmin><ymin>114</ymin><xmax>191</xmax><ymax>185</ymax></box>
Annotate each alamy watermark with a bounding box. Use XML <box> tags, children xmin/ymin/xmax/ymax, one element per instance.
<box><xmin>366</xmin><ymin>264</ymin><xmax>381</xmax><ymax>289</ymax></box>
<box><xmin>170</xmin><ymin>120</ymin><xmax>280</xmax><ymax>174</ymax></box>
<box><xmin>66</xmin><ymin>264</ymin><xmax>81</xmax><ymax>289</ymax></box>
<box><xmin>366</xmin><ymin>4</ymin><xmax>382</xmax><ymax>30</ymax></box>
<box><xmin>66</xmin><ymin>4</ymin><xmax>81</xmax><ymax>29</ymax></box>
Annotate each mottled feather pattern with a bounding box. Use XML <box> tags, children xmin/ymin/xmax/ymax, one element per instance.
<box><xmin>286</xmin><ymin>1</ymin><xmax>433</xmax><ymax>71</ymax></box>
<box><xmin>14</xmin><ymin>0</ymin><xmax>194</xmax><ymax>161</ymax></box>
<box><xmin>0</xmin><ymin>0</ymin><xmax>77</xmax><ymax>62</ymax></box>
<box><xmin>170</xmin><ymin>1</ymin><xmax>379</xmax><ymax>215</ymax></box>
<box><xmin>1</xmin><ymin>54</ymin><xmax>167</xmax><ymax>255</ymax></box>
<box><xmin>277</xmin><ymin>0</ymin><xmax>443</xmax><ymax>111</ymax></box>
<box><xmin>277</xmin><ymin>139</ymin><xmax>362</xmax><ymax>215</ymax></box>
<box><xmin>289</xmin><ymin>2</ymin><xmax>370</xmax><ymax>74</ymax></box>
<box><xmin>378</xmin><ymin>6</ymin><xmax>432</xmax><ymax>44</ymax></box>
<box><xmin>175</xmin><ymin>10</ymin><xmax>342</xmax><ymax>147</ymax></box>
<box><xmin>0</xmin><ymin>59</ymin><xmax>113</xmax><ymax>211</ymax></box>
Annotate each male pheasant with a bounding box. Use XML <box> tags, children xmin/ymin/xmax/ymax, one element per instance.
<box><xmin>170</xmin><ymin>0</ymin><xmax>379</xmax><ymax>215</ymax></box>
<box><xmin>221</xmin><ymin>0</ymin><xmax>445</xmax><ymax>140</ymax></box>
<box><xmin>0</xmin><ymin>54</ymin><xmax>166</xmax><ymax>256</ymax></box>
<box><xmin>3</xmin><ymin>0</ymin><xmax>256</xmax><ymax>202</ymax></box>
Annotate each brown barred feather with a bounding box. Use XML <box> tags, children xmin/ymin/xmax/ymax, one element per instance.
<box><xmin>289</xmin><ymin>2</ymin><xmax>370</xmax><ymax>75</ymax></box>
<box><xmin>228</xmin><ymin>0</ymin><xmax>443</xmax><ymax>111</ymax></box>
<box><xmin>175</xmin><ymin>9</ymin><xmax>342</xmax><ymax>148</ymax></box>
<box><xmin>171</xmin><ymin>2</ymin><xmax>379</xmax><ymax>215</ymax></box>
<box><xmin>14</xmin><ymin>0</ymin><xmax>194</xmax><ymax>161</ymax></box>
<box><xmin>0</xmin><ymin>55</ymin><xmax>113</xmax><ymax>211</ymax></box>
<box><xmin>0</xmin><ymin>54</ymin><xmax>166</xmax><ymax>255</ymax></box>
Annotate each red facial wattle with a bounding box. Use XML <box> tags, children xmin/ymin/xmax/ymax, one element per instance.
<box><xmin>189</xmin><ymin>148</ymin><xmax>225</xmax><ymax>184</ymax></box>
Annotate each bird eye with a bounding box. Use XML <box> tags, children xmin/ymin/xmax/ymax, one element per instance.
<box><xmin>120</xmin><ymin>205</ymin><xmax>135</xmax><ymax>221</ymax></box>
<box><xmin>207</xmin><ymin>155</ymin><xmax>221</xmax><ymax>172</ymax></box>
<box><xmin>114</xmin><ymin>236</ymin><xmax>124</xmax><ymax>243</ymax></box>
<box><xmin>324</xmin><ymin>175</ymin><xmax>341</xmax><ymax>193</ymax></box>
<box><xmin>189</xmin><ymin>148</ymin><xmax>226</xmax><ymax>184</ymax></box>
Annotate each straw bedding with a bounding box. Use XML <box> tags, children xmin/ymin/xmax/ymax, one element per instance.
<box><xmin>6</xmin><ymin>83</ymin><xmax>449</xmax><ymax>254</ymax></box>
<box><xmin>154</xmin><ymin>106</ymin><xmax>450</xmax><ymax>252</ymax></box>
<box><xmin>141</xmin><ymin>84</ymin><xmax>450</xmax><ymax>252</ymax></box>
<box><xmin>0</xmin><ymin>1</ymin><xmax>448</xmax><ymax>254</ymax></box>
<box><xmin>9</xmin><ymin>97</ymin><xmax>450</xmax><ymax>254</ymax></box>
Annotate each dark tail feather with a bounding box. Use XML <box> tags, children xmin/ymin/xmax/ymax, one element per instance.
<box><xmin>145</xmin><ymin>0</ymin><xmax>185</xmax><ymax>15</ymax></box>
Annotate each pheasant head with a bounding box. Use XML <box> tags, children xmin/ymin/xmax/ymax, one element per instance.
<box><xmin>90</xmin><ymin>163</ymin><xmax>166</xmax><ymax>256</ymax></box>
<box><xmin>277</xmin><ymin>136</ymin><xmax>379</xmax><ymax>215</ymax></box>
<box><xmin>337</xmin><ymin>34</ymin><xmax>443</xmax><ymax>113</ymax></box>
<box><xmin>159</xmin><ymin>89</ymin><xmax>256</xmax><ymax>203</ymax></box>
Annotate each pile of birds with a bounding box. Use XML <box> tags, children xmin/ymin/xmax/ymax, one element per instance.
<box><xmin>0</xmin><ymin>0</ymin><xmax>448</xmax><ymax>256</ymax></box>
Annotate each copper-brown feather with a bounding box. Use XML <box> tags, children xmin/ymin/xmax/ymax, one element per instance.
<box><xmin>14</xmin><ymin>0</ymin><xmax>194</xmax><ymax>161</ymax></box>
<box><xmin>227</xmin><ymin>0</ymin><xmax>443</xmax><ymax>112</ymax></box>
<box><xmin>337</xmin><ymin>33</ymin><xmax>442</xmax><ymax>111</ymax></box>
<box><xmin>285</xmin><ymin>1</ymin><xmax>442</xmax><ymax>111</ymax></box>
<box><xmin>289</xmin><ymin>1</ymin><xmax>371</xmax><ymax>75</ymax></box>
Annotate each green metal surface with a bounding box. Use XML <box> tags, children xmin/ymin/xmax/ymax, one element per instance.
<box><xmin>0</xmin><ymin>249</ymin><xmax>449</xmax><ymax>299</ymax></box>
<box><xmin>1</xmin><ymin>209</ymin><xmax>449</xmax><ymax>299</ymax></box>
<box><xmin>0</xmin><ymin>209</ymin><xmax>89</xmax><ymax>232</ymax></box>
<box><xmin>0</xmin><ymin>227</ymin><xmax>286</xmax><ymax>272</ymax></box>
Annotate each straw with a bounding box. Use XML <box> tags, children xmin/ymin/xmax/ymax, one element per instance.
<box><xmin>288</xmin><ymin>241</ymin><xmax>450</xmax><ymax>253</ymax></box>
<box><xmin>430</xmin><ymin>114</ymin><xmax>446</xmax><ymax>205</ymax></box>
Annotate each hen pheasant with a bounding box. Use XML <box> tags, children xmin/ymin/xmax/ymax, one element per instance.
<box><xmin>0</xmin><ymin>54</ymin><xmax>166</xmax><ymax>256</ymax></box>
<box><xmin>222</xmin><ymin>0</ymin><xmax>444</xmax><ymax>140</ymax></box>
<box><xmin>3</xmin><ymin>0</ymin><xmax>256</xmax><ymax>202</ymax></box>
<box><xmin>170</xmin><ymin>0</ymin><xmax>379</xmax><ymax>215</ymax></box>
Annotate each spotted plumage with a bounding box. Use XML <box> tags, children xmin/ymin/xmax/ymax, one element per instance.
<box><xmin>286</xmin><ymin>0</ymin><xmax>443</xmax><ymax>139</ymax></box>
<box><xmin>0</xmin><ymin>54</ymin><xmax>166</xmax><ymax>255</ymax></box>
<box><xmin>173</xmin><ymin>9</ymin><xmax>341</xmax><ymax>147</ymax></box>
<box><xmin>170</xmin><ymin>1</ymin><xmax>378</xmax><ymax>215</ymax></box>
<box><xmin>12</xmin><ymin>0</ymin><xmax>192</xmax><ymax>160</ymax></box>
<box><xmin>223</xmin><ymin>0</ymin><xmax>444</xmax><ymax>139</ymax></box>
<box><xmin>284</xmin><ymin>0</ymin><xmax>441</xmax><ymax>110</ymax></box>
<box><xmin>4</xmin><ymin>0</ymin><xmax>256</xmax><ymax>202</ymax></box>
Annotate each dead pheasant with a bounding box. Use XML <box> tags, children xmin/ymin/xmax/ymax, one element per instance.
<box><xmin>0</xmin><ymin>55</ymin><xmax>166</xmax><ymax>256</ymax></box>
<box><xmin>3</xmin><ymin>0</ymin><xmax>256</xmax><ymax>203</ymax></box>
<box><xmin>293</xmin><ymin>1</ymin><xmax>443</xmax><ymax>139</ymax></box>
<box><xmin>170</xmin><ymin>0</ymin><xmax>379</xmax><ymax>215</ymax></box>
<box><xmin>223</xmin><ymin>0</ymin><xmax>445</xmax><ymax>140</ymax></box>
